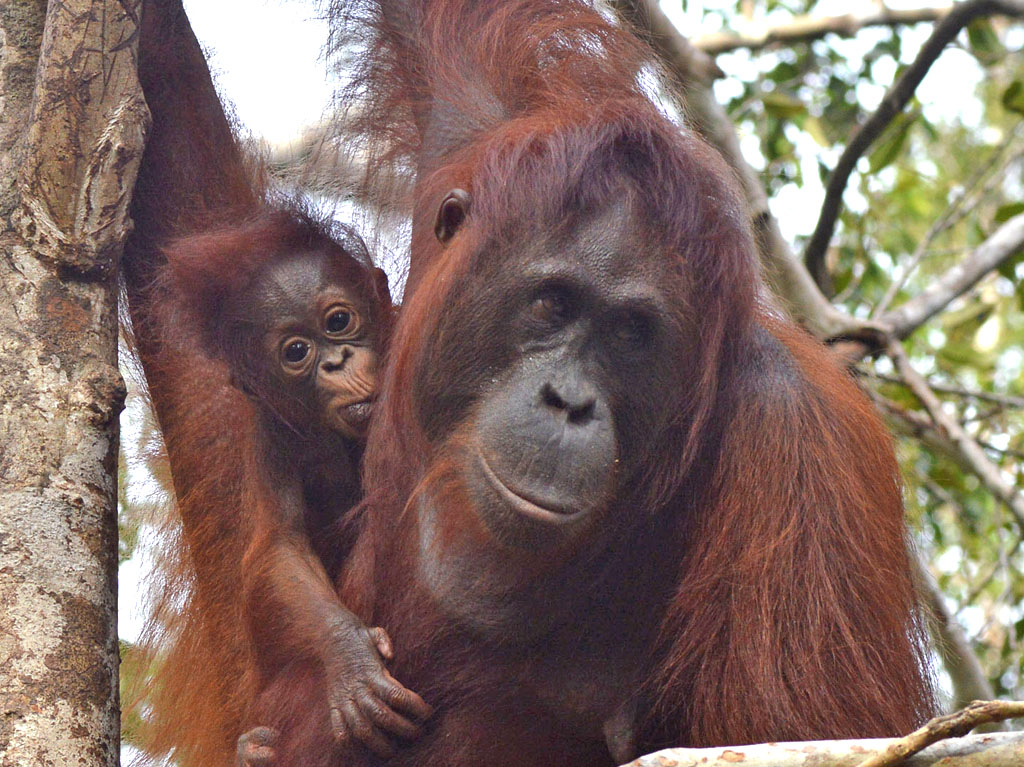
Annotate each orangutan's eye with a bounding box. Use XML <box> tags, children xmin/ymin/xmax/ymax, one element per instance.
<box><xmin>528</xmin><ymin>287</ymin><xmax>576</xmax><ymax>326</ymax></box>
<box><xmin>281</xmin><ymin>338</ymin><xmax>311</xmax><ymax>366</ymax></box>
<box><xmin>325</xmin><ymin>306</ymin><xmax>359</xmax><ymax>336</ymax></box>
<box><xmin>612</xmin><ymin>313</ymin><xmax>651</xmax><ymax>346</ymax></box>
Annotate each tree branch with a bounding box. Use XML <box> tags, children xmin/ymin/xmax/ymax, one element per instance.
<box><xmin>833</xmin><ymin>211</ymin><xmax>1024</xmax><ymax>362</ymax></box>
<box><xmin>613</xmin><ymin>0</ymin><xmax>869</xmax><ymax>339</ymax></box>
<box><xmin>609</xmin><ymin>0</ymin><xmax>723</xmax><ymax>85</ymax></box>
<box><xmin>870</xmin><ymin>372</ymin><xmax>1024</xmax><ymax>409</ymax></box>
<box><xmin>888</xmin><ymin>341</ymin><xmax>1024</xmax><ymax>531</ymax></box>
<box><xmin>963</xmin><ymin>535</ymin><xmax>1022</xmax><ymax>607</ymax></box>
<box><xmin>874</xmin><ymin>130</ymin><xmax>1024</xmax><ymax>317</ymax></box>
<box><xmin>803</xmin><ymin>0</ymin><xmax>1024</xmax><ymax>291</ymax></box>
<box><xmin>0</xmin><ymin>0</ymin><xmax>146</xmax><ymax>764</ymax></box>
<box><xmin>14</xmin><ymin>1</ymin><xmax>149</xmax><ymax>277</ymax></box>
<box><xmin>629</xmin><ymin>729</ymin><xmax>1024</xmax><ymax>767</ymax></box>
<box><xmin>694</xmin><ymin>6</ymin><xmax>953</xmax><ymax>56</ymax></box>
<box><xmin>911</xmin><ymin>552</ymin><xmax>1000</xmax><ymax>713</ymax></box>
<box><xmin>884</xmin><ymin>212</ymin><xmax>1024</xmax><ymax>338</ymax></box>
<box><xmin>867</xmin><ymin>390</ymin><xmax>978</xmax><ymax>476</ymax></box>
<box><xmin>853</xmin><ymin>701</ymin><xmax>1024</xmax><ymax>767</ymax></box>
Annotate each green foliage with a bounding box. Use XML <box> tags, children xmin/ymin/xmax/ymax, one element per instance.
<box><xmin>1003</xmin><ymin>80</ymin><xmax>1024</xmax><ymax>116</ymax></box>
<box><xmin>712</xmin><ymin>0</ymin><xmax>1024</xmax><ymax>703</ymax></box>
<box><xmin>867</xmin><ymin>110</ymin><xmax>916</xmax><ymax>173</ymax></box>
<box><xmin>120</xmin><ymin>640</ymin><xmax>145</xmax><ymax>748</ymax></box>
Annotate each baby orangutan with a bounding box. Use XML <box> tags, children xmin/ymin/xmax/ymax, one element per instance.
<box><xmin>144</xmin><ymin>210</ymin><xmax>430</xmax><ymax>765</ymax></box>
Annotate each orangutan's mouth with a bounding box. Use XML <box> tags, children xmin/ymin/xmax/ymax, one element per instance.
<box><xmin>332</xmin><ymin>399</ymin><xmax>373</xmax><ymax>438</ymax></box>
<box><xmin>339</xmin><ymin>400</ymin><xmax>372</xmax><ymax>425</ymax></box>
<box><xmin>475</xmin><ymin>449</ymin><xmax>586</xmax><ymax>524</ymax></box>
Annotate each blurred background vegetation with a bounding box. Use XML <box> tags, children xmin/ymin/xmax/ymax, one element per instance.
<box><xmin>117</xmin><ymin>0</ymin><xmax>1024</xmax><ymax>744</ymax></box>
<box><xmin>670</xmin><ymin>0</ymin><xmax>1024</xmax><ymax>704</ymax></box>
<box><xmin>692</xmin><ymin>0</ymin><xmax>1024</xmax><ymax>704</ymax></box>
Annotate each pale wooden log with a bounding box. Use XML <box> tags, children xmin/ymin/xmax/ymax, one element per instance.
<box><xmin>627</xmin><ymin>730</ymin><xmax>1024</xmax><ymax>767</ymax></box>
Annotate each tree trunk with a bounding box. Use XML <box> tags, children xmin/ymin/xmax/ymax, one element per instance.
<box><xmin>0</xmin><ymin>1</ymin><xmax>147</xmax><ymax>765</ymax></box>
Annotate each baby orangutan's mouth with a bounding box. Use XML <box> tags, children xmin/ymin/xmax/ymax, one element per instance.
<box><xmin>333</xmin><ymin>399</ymin><xmax>373</xmax><ymax>437</ymax></box>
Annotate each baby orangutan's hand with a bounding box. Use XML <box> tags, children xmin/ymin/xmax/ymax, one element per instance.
<box><xmin>322</xmin><ymin>620</ymin><xmax>433</xmax><ymax>756</ymax></box>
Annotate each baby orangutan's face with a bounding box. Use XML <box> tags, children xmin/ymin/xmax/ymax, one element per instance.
<box><xmin>241</xmin><ymin>249</ymin><xmax>382</xmax><ymax>439</ymax></box>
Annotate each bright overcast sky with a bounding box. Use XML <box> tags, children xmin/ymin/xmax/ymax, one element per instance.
<box><xmin>180</xmin><ymin>0</ymin><xmax>981</xmax><ymax>145</ymax></box>
<box><xmin>179</xmin><ymin>0</ymin><xmax>984</xmax><ymax>242</ymax></box>
<box><xmin>183</xmin><ymin>0</ymin><xmax>336</xmax><ymax>145</ymax></box>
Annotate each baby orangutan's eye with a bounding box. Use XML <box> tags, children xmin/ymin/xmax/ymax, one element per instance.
<box><xmin>325</xmin><ymin>306</ymin><xmax>359</xmax><ymax>337</ymax></box>
<box><xmin>281</xmin><ymin>338</ymin><xmax>311</xmax><ymax>367</ymax></box>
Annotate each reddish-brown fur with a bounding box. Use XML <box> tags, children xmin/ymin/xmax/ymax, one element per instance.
<box><xmin>127</xmin><ymin>0</ymin><xmax>936</xmax><ymax>763</ymax></box>
<box><xmin>244</xmin><ymin>0</ymin><xmax>935</xmax><ymax>763</ymax></box>
<box><xmin>122</xmin><ymin>2</ymin><xmax>399</xmax><ymax>765</ymax></box>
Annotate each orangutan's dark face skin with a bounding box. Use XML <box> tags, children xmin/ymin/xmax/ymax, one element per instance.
<box><xmin>235</xmin><ymin>249</ymin><xmax>381</xmax><ymax>439</ymax></box>
<box><xmin>410</xmin><ymin>192</ymin><xmax>695</xmax><ymax>642</ymax></box>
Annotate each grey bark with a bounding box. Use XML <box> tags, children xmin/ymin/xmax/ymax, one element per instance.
<box><xmin>802</xmin><ymin>0</ymin><xmax>1024</xmax><ymax>290</ymax></box>
<box><xmin>884</xmin><ymin>213</ymin><xmax>1024</xmax><ymax>339</ymax></box>
<box><xmin>0</xmin><ymin>1</ymin><xmax>147</xmax><ymax>765</ymax></box>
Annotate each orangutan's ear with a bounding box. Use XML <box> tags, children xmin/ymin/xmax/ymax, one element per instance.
<box><xmin>372</xmin><ymin>267</ymin><xmax>392</xmax><ymax>306</ymax></box>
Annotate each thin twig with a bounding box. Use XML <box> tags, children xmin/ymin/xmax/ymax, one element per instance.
<box><xmin>868</xmin><ymin>372</ymin><xmax>1024</xmax><ymax>409</ymax></box>
<box><xmin>883</xmin><ymin>212</ymin><xmax>1024</xmax><ymax>337</ymax></box>
<box><xmin>694</xmin><ymin>7</ymin><xmax>953</xmax><ymax>55</ymax></box>
<box><xmin>853</xmin><ymin>700</ymin><xmax>1024</xmax><ymax>767</ymax></box>
<box><xmin>948</xmin><ymin>146</ymin><xmax>1024</xmax><ymax>232</ymax></box>
<box><xmin>922</xmin><ymin>476</ymin><xmax>958</xmax><ymax>507</ymax></box>
<box><xmin>912</xmin><ymin>551</ymin><xmax>999</xmax><ymax>711</ymax></box>
<box><xmin>866</xmin><ymin>391</ymin><xmax>979</xmax><ymax>479</ymax></box>
<box><xmin>869</xmin><ymin>389</ymin><xmax>942</xmax><ymax>433</ymax></box>
<box><xmin>918</xmin><ymin>479</ymin><xmax>1013</xmax><ymax>725</ymax></box>
<box><xmin>979</xmin><ymin>440</ymin><xmax>1024</xmax><ymax>461</ymax></box>
<box><xmin>888</xmin><ymin>341</ymin><xmax>1024</xmax><ymax>531</ymax></box>
<box><xmin>964</xmin><ymin>405</ymin><xmax>1006</xmax><ymax>424</ymax></box>
<box><xmin>963</xmin><ymin>535</ymin><xmax>1022</xmax><ymax>606</ymax></box>
<box><xmin>632</xmin><ymin>731</ymin><xmax>1024</xmax><ymax>766</ymax></box>
<box><xmin>874</xmin><ymin>130</ymin><xmax>1024</xmax><ymax>317</ymax></box>
<box><xmin>869</xmin><ymin>389</ymin><xmax>1024</xmax><ymax>526</ymax></box>
<box><xmin>803</xmin><ymin>0</ymin><xmax>1024</xmax><ymax>290</ymax></box>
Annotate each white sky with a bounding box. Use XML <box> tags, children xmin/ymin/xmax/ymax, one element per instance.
<box><xmin>183</xmin><ymin>0</ymin><xmax>336</xmax><ymax>145</ymax></box>
<box><xmin>176</xmin><ymin>0</ymin><xmax>984</xmax><ymax>244</ymax></box>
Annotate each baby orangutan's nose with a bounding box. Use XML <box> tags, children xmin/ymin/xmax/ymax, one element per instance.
<box><xmin>321</xmin><ymin>346</ymin><xmax>354</xmax><ymax>374</ymax></box>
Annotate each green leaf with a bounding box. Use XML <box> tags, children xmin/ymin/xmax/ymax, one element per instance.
<box><xmin>803</xmin><ymin>116</ymin><xmax>830</xmax><ymax>147</ymax></box>
<box><xmin>1002</xmin><ymin>81</ymin><xmax>1024</xmax><ymax>116</ymax></box>
<box><xmin>868</xmin><ymin>114</ymin><xmax>913</xmax><ymax>173</ymax></box>
<box><xmin>942</xmin><ymin>300</ymin><xmax>993</xmax><ymax>333</ymax></box>
<box><xmin>919</xmin><ymin>115</ymin><xmax>939</xmax><ymax>142</ymax></box>
<box><xmin>967</xmin><ymin>218</ymin><xmax>986</xmax><ymax>248</ymax></box>
<box><xmin>995</xmin><ymin>202</ymin><xmax>1024</xmax><ymax>224</ymax></box>
<box><xmin>967</xmin><ymin>19</ymin><xmax>1003</xmax><ymax>64</ymax></box>
<box><xmin>766</xmin><ymin>127</ymin><xmax>795</xmax><ymax>162</ymax></box>
<box><xmin>761</xmin><ymin>91</ymin><xmax>806</xmax><ymax>120</ymax></box>
<box><xmin>998</xmin><ymin>248</ymin><xmax>1024</xmax><ymax>280</ymax></box>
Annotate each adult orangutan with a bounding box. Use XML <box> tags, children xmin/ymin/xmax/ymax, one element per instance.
<box><xmin>121</xmin><ymin>2</ymin><xmax>428</xmax><ymax>765</ymax></box>
<box><xmin>228</xmin><ymin>0</ymin><xmax>934</xmax><ymax>764</ymax></box>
